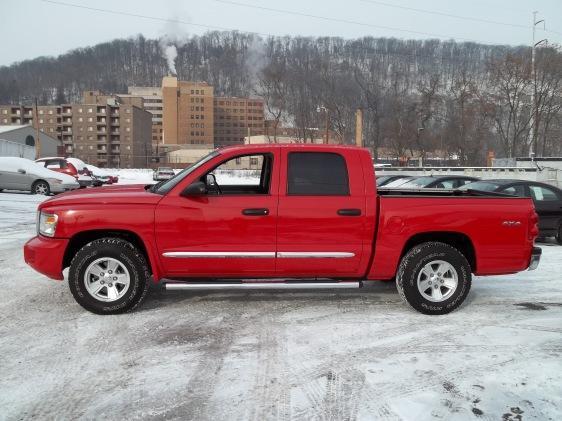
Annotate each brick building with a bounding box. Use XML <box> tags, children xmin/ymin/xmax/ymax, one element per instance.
<box><xmin>161</xmin><ymin>77</ymin><xmax>265</xmax><ymax>148</ymax></box>
<box><xmin>123</xmin><ymin>86</ymin><xmax>164</xmax><ymax>145</ymax></box>
<box><xmin>162</xmin><ymin>77</ymin><xmax>215</xmax><ymax>146</ymax></box>
<box><xmin>213</xmin><ymin>97</ymin><xmax>264</xmax><ymax>147</ymax></box>
<box><xmin>0</xmin><ymin>92</ymin><xmax>152</xmax><ymax>168</ymax></box>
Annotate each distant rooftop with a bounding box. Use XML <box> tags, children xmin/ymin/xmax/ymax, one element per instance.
<box><xmin>0</xmin><ymin>125</ymin><xmax>29</xmax><ymax>134</ymax></box>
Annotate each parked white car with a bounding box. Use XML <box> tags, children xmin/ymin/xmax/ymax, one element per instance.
<box><xmin>0</xmin><ymin>157</ymin><xmax>80</xmax><ymax>195</ymax></box>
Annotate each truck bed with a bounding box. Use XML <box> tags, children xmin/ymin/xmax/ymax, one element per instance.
<box><xmin>377</xmin><ymin>187</ymin><xmax>515</xmax><ymax>197</ymax></box>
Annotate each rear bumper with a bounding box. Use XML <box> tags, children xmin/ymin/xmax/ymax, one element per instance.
<box><xmin>77</xmin><ymin>179</ymin><xmax>92</xmax><ymax>188</ymax></box>
<box><xmin>24</xmin><ymin>236</ymin><xmax>68</xmax><ymax>280</ymax></box>
<box><xmin>51</xmin><ymin>182</ymin><xmax>80</xmax><ymax>193</ymax></box>
<box><xmin>528</xmin><ymin>246</ymin><xmax>542</xmax><ymax>271</ymax></box>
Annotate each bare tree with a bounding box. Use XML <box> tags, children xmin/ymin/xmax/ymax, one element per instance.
<box><xmin>488</xmin><ymin>53</ymin><xmax>532</xmax><ymax>157</ymax></box>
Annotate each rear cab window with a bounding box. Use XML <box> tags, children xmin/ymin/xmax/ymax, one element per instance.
<box><xmin>287</xmin><ymin>152</ymin><xmax>350</xmax><ymax>195</ymax></box>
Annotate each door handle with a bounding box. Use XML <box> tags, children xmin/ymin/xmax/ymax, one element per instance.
<box><xmin>242</xmin><ymin>208</ymin><xmax>269</xmax><ymax>216</ymax></box>
<box><xmin>337</xmin><ymin>208</ymin><xmax>361</xmax><ymax>216</ymax></box>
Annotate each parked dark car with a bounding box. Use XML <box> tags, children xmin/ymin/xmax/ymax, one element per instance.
<box><xmin>379</xmin><ymin>175</ymin><xmax>416</xmax><ymax>188</ymax></box>
<box><xmin>460</xmin><ymin>179</ymin><xmax>562</xmax><ymax>243</ymax></box>
<box><xmin>399</xmin><ymin>175</ymin><xmax>479</xmax><ymax>189</ymax></box>
<box><xmin>376</xmin><ymin>175</ymin><xmax>412</xmax><ymax>187</ymax></box>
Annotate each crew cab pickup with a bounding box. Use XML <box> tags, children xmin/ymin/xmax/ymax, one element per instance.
<box><xmin>24</xmin><ymin>145</ymin><xmax>541</xmax><ymax>315</ymax></box>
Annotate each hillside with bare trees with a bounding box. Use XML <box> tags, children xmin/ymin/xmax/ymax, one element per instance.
<box><xmin>1</xmin><ymin>32</ymin><xmax>560</xmax><ymax>164</ymax></box>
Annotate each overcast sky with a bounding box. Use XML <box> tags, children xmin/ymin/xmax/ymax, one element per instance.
<box><xmin>1</xmin><ymin>0</ymin><xmax>561</xmax><ymax>66</ymax></box>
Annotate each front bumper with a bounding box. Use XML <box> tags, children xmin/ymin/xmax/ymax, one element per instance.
<box><xmin>24</xmin><ymin>236</ymin><xmax>69</xmax><ymax>280</ymax></box>
<box><xmin>528</xmin><ymin>246</ymin><xmax>542</xmax><ymax>271</ymax></box>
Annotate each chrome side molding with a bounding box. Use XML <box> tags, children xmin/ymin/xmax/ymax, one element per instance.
<box><xmin>163</xmin><ymin>251</ymin><xmax>275</xmax><ymax>258</ymax></box>
<box><xmin>163</xmin><ymin>251</ymin><xmax>356</xmax><ymax>259</ymax></box>
<box><xmin>276</xmin><ymin>252</ymin><xmax>355</xmax><ymax>258</ymax></box>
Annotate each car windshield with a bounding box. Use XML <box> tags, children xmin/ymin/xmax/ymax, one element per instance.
<box><xmin>151</xmin><ymin>151</ymin><xmax>219</xmax><ymax>194</ymax></box>
<box><xmin>401</xmin><ymin>176</ymin><xmax>436</xmax><ymax>188</ymax></box>
<box><xmin>375</xmin><ymin>175</ymin><xmax>392</xmax><ymax>186</ymax></box>
<box><xmin>458</xmin><ymin>181</ymin><xmax>500</xmax><ymax>192</ymax></box>
<box><xmin>382</xmin><ymin>177</ymin><xmax>412</xmax><ymax>187</ymax></box>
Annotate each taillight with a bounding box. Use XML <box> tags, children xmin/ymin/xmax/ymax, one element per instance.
<box><xmin>528</xmin><ymin>211</ymin><xmax>539</xmax><ymax>241</ymax></box>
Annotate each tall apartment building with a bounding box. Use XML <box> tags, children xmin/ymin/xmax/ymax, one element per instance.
<box><xmin>124</xmin><ymin>87</ymin><xmax>164</xmax><ymax>145</ymax></box>
<box><xmin>0</xmin><ymin>104</ymin><xmax>66</xmax><ymax>149</ymax></box>
<box><xmin>162</xmin><ymin>77</ymin><xmax>214</xmax><ymax>146</ymax></box>
<box><xmin>213</xmin><ymin>97</ymin><xmax>265</xmax><ymax>147</ymax></box>
<box><xmin>69</xmin><ymin>91</ymin><xmax>152</xmax><ymax>167</ymax></box>
<box><xmin>161</xmin><ymin>77</ymin><xmax>265</xmax><ymax>148</ymax></box>
<box><xmin>0</xmin><ymin>92</ymin><xmax>152</xmax><ymax>168</ymax></box>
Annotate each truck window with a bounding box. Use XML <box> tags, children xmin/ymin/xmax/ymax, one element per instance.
<box><xmin>287</xmin><ymin>152</ymin><xmax>349</xmax><ymax>195</ymax></box>
<box><xmin>207</xmin><ymin>153</ymin><xmax>273</xmax><ymax>195</ymax></box>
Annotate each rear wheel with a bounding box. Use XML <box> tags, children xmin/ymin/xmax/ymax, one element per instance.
<box><xmin>68</xmin><ymin>238</ymin><xmax>150</xmax><ymax>314</ymax></box>
<box><xmin>396</xmin><ymin>242</ymin><xmax>471</xmax><ymax>315</ymax></box>
<box><xmin>32</xmin><ymin>180</ymin><xmax>50</xmax><ymax>195</ymax></box>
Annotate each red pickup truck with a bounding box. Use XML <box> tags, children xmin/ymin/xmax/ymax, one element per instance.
<box><xmin>24</xmin><ymin>144</ymin><xmax>541</xmax><ymax>315</ymax></box>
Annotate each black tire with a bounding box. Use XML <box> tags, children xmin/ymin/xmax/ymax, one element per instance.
<box><xmin>396</xmin><ymin>242</ymin><xmax>471</xmax><ymax>315</ymax></box>
<box><xmin>68</xmin><ymin>238</ymin><xmax>150</xmax><ymax>315</ymax></box>
<box><xmin>32</xmin><ymin>180</ymin><xmax>50</xmax><ymax>195</ymax></box>
<box><xmin>556</xmin><ymin>224</ymin><xmax>562</xmax><ymax>245</ymax></box>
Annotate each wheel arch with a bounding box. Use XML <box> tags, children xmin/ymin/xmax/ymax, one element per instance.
<box><xmin>400</xmin><ymin>231</ymin><xmax>476</xmax><ymax>272</ymax></box>
<box><xmin>63</xmin><ymin>229</ymin><xmax>158</xmax><ymax>279</ymax></box>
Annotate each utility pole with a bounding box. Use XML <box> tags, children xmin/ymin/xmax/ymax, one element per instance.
<box><xmin>324</xmin><ymin>109</ymin><xmax>329</xmax><ymax>144</ymax></box>
<box><xmin>355</xmin><ymin>108</ymin><xmax>363</xmax><ymax>147</ymax></box>
<box><xmin>529</xmin><ymin>11</ymin><xmax>546</xmax><ymax>157</ymax></box>
<box><xmin>34</xmin><ymin>98</ymin><xmax>41</xmax><ymax>159</ymax></box>
<box><xmin>316</xmin><ymin>106</ymin><xmax>329</xmax><ymax>144</ymax></box>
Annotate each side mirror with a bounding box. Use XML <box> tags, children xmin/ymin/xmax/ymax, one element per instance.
<box><xmin>17</xmin><ymin>169</ymin><xmax>26</xmax><ymax>174</ymax></box>
<box><xmin>181</xmin><ymin>181</ymin><xmax>207</xmax><ymax>197</ymax></box>
<box><xmin>205</xmin><ymin>173</ymin><xmax>217</xmax><ymax>187</ymax></box>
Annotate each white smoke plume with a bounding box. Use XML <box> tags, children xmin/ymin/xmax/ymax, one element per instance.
<box><xmin>159</xmin><ymin>4</ymin><xmax>190</xmax><ymax>76</ymax></box>
<box><xmin>163</xmin><ymin>44</ymin><xmax>178</xmax><ymax>75</ymax></box>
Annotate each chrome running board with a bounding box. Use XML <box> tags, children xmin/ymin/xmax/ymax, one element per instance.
<box><xmin>163</xmin><ymin>281</ymin><xmax>361</xmax><ymax>291</ymax></box>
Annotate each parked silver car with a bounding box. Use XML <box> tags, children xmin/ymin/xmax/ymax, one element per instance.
<box><xmin>153</xmin><ymin>167</ymin><xmax>175</xmax><ymax>181</ymax></box>
<box><xmin>0</xmin><ymin>157</ymin><xmax>80</xmax><ymax>195</ymax></box>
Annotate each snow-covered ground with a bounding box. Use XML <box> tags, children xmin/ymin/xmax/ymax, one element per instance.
<box><xmin>0</xmin><ymin>190</ymin><xmax>561</xmax><ymax>420</ymax></box>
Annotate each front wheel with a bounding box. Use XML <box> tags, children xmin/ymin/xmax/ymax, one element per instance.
<box><xmin>396</xmin><ymin>242</ymin><xmax>472</xmax><ymax>315</ymax></box>
<box><xmin>68</xmin><ymin>238</ymin><xmax>150</xmax><ymax>314</ymax></box>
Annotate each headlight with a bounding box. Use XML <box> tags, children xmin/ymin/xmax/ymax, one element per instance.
<box><xmin>38</xmin><ymin>211</ymin><xmax>58</xmax><ymax>237</ymax></box>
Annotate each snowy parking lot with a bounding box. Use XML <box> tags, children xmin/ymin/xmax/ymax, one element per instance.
<box><xmin>0</xmin><ymin>190</ymin><xmax>561</xmax><ymax>420</ymax></box>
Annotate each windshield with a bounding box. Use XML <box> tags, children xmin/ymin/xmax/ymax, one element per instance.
<box><xmin>375</xmin><ymin>175</ymin><xmax>392</xmax><ymax>186</ymax></box>
<box><xmin>458</xmin><ymin>181</ymin><xmax>500</xmax><ymax>192</ymax></box>
<box><xmin>152</xmin><ymin>151</ymin><xmax>219</xmax><ymax>194</ymax></box>
<box><xmin>400</xmin><ymin>176</ymin><xmax>436</xmax><ymax>188</ymax></box>
<box><xmin>383</xmin><ymin>177</ymin><xmax>412</xmax><ymax>187</ymax></box>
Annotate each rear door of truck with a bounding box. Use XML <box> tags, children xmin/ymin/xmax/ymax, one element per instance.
<box><xmin>275</xmin><ymin>147</ymin><xmax>369</xmax><ymax>277</ymax></box>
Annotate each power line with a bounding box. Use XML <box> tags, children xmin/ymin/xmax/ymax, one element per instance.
<box><xmin>360</xmin><ymin>0</ymin><xmax>527</xmax><ymax>28</ymax></box>
<box><xmin>213</xmin><ymin>0</ymin><xmax>488</xmax><ymax>43</ymax></box>
<box><xmin>40</xmin><ymin>0</ymin><xmax>273</xmax><ymax>38</ymax></box>
<box><xmin>358</xmin><ymin>0</ymin><xmax>562</xmax><ymax>38</ymax></box>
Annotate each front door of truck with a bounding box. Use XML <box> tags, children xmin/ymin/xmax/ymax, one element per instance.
<box><xmin>276</xmin><ymin>149</ymin><xmax>367</xmax><ymax>277</ymax></box>
<box><xmin>155</xmin><ymin>151</ymin><xmax>279</xmax><ymax>278</ymax></box>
